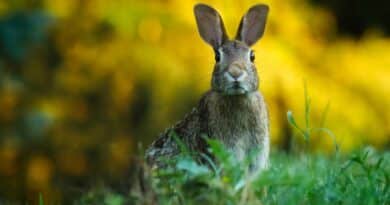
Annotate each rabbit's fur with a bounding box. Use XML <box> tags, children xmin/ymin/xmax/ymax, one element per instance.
<box><xmin>146</xmin><ymin>4</ymin><xmax>270</xmax><ymax>172</ymax></box>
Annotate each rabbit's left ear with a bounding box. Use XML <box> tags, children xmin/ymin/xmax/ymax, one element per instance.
<box><xmin>236</xmin><ymin>4</ymin><xmax>269</xmax><ymax>46</ymax></box>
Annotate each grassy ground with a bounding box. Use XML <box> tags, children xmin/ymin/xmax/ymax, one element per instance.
<box><xmin>74</xmin><ymin>143</ymin><xmax>389</xmax><ymax>205</ymax></box>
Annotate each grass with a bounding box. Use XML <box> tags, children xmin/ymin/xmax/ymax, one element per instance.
<box><xmin>73</xmin><ymin>84</ymin><xmax>389</xmax><ymax>205</ymax></box>
<box><xmin>29</xmin><ymin>85</ymin><xmax>387</xmax><ymax>205</ymax></box>
<box><xmin>73</xmin><ymin>146</ymin><xmax>389</xmax><ymax>205</ymax></box>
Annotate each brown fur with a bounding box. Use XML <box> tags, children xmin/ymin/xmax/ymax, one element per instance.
<box><xmin>146</xmin><ymin>90</ymin><xmax>269</xmax><ymax>171</ymax></box>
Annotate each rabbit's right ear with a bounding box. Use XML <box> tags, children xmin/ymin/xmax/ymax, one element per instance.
<box><xmin>194</xmin><ymin>4</ymin><xmax>228</xmax><ymax>49</ymax></box>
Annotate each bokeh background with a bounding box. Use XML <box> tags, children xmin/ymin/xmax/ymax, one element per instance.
<box><xmin>0</xmin><ymin>0</ymin><xmax>389</xmax><ymax>203</ymax></box>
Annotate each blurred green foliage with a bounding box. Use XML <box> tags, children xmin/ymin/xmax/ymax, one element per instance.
<box><xmin>0</xmin><ymin>0</ymin><xmax>389</xmax><ymax>203</ymax></box>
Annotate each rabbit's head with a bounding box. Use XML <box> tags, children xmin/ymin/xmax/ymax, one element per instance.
<box><xmin>194</xmin><ymin>4</ymin><xmax>268</xmax><ymax>95</ymax></box>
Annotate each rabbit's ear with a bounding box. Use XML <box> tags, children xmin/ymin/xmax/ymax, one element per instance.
<box><xmin>194</xmin><ymin>4</ymin><xmax>228</xmax><ymax>49</ymax></box>
<box><xmin>236</xmin><ymin>4</ymin><xmax>269</xmax><ymax>46</ymax></box>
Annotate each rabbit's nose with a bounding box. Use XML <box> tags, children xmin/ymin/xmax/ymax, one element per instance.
<box><xmin>227</xmin><ymin>63</ymin><xmax>244</xmax><ymax>80</ymax></box>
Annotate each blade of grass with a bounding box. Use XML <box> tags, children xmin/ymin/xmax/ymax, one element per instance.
<box><xmin>304</xmin><ymin>81</ymin><xmax>311</xmax><ymax>132</ymax></box>
<box><xmin>39</xmin><ymin>193</ymin><xmax>44</xmax><ymax>205</ymax></box>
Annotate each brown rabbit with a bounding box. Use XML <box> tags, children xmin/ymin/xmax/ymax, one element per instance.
<box><xmin>146</xmin><ymin>3</ymin><xmax>270</xmax><ymax>173</ymax></box>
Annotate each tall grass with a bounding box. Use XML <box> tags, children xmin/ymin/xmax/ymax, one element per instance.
<box><xmin>73</xmin><ymin>85</ymin><xmax>389</xmax><ymax>205</ymax></box>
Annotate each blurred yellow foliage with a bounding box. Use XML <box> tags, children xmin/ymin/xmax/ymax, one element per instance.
<box><xmin>26</xmin><ymin>156</ymin><xmax>53</xmax><ymax>189</ymax></box>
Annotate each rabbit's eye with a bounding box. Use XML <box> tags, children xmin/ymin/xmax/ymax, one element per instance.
<box><xmin>215</xmin><ymin>51</ymin><xmax>221</xmax><ymax>62</ymax></box>
<box><xmin>250</xmin><ymin>51</ymin><xmax>255</xmax><ymax>62</ymax></box>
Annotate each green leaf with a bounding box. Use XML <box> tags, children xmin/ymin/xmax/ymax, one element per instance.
<box><xmin>104</xmin><ymin>193</ymin><xmax>124</xmax><ymax>205</ymax></box>
<box><xmin>39</xmin><ymin>193</ymin><xmax>44</xmax><ymax>205</ymax></box>
<box><xmin>176</xmin><ymin>157</ymin><xmax>209</xmax><ymax>176</ymax></box>
<box><xmin>287</xmin><ymin>111</ymin><xmax>298</xmax><ymax>128</ymax></box>
<box><xmin>287</xmin><ymin>111</ymin><xmax>305</xmax><ymax>136</ymax></box>
<box><xmin>207</xmin><ymin>139</ymin><xmax>230</xmax><ymax>163</ymax></box>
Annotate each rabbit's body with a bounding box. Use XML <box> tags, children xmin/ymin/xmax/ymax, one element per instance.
<box><xmin>205</xmin><ymin>91</ymin><xmax>269</xmax><ymax>169</ymax></box>
<box><xmin>146</xmin><ymin>4</ymin><xmax>270</xmax><ymax>172</ymax></box>
<box><xmin>146</xmin><ymin>90</ymin><xmax>269</xmax><ymax>170</ymax></box>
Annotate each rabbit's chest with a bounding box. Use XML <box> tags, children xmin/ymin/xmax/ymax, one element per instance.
<box><xmin>206</xmin><ymin>100</ymin><xmax>262</xmax><ymax>153</ymax></box>
<box><xmin>203</xmin><ymin>91</ymin><xmax>268</xmax><ymax>159</ymax></box>
<box><xmin>208</xmin><ymin>110</ymin><xmax>259</xmax><ymax>150</ymax></box>
<box><xmin>207</xmin><ymin>110</ymin><xmax>266</xmax><ymax>162</ymax></box>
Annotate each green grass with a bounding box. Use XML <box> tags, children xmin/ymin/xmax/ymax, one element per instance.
<box><xmin>74</xmin><ymin>145</ymin><xmax>389</xmax><ymax>205</ymax></box>
<box><xmin>74</xmin><ymin>85</ymin><xmax>389</xmax><ymax>205</ymax></box>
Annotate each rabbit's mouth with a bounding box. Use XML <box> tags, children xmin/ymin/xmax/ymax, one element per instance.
<box><xmin>225</xmin><ymin>82</ymin><xmax>248</xmax><ymax>95</ymax></box>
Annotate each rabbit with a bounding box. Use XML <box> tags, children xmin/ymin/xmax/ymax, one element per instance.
<box><xmin>146</xmin><ymin>3</ymin><xmax>270</xmax><ymax>173</ymax></box>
